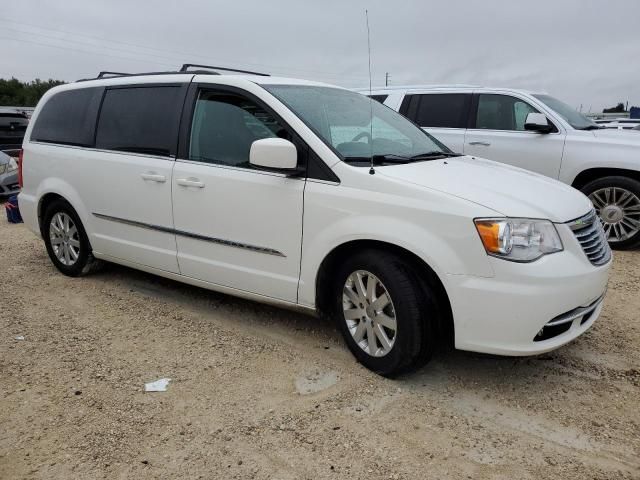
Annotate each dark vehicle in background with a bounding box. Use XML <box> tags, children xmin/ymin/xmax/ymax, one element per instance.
<box><xmin>0</xmin><ymin>108</ymin><xmax>29</xmax><ymax>155</ymax></box>
<box><xmin>0</xmin><ymin>151</ymin><xmax>20</xmax><ymax>198</ymax></box>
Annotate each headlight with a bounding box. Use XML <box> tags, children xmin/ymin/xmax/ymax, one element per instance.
<box><xmin>7</xmin><ymin>158</ymin><xmax>18</xmax><ymax>173</ymax></box>
<box><xmin>474</xmin><ymin>218</ymin><xmax>563</xmax><ymax>262</ymax></box>
<box><xmin>0</xmin><ymin>163</ymin><xmax>5</xmax><ymax>175</ymax></box>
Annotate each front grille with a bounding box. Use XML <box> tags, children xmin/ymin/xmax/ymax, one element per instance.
<box><xmin>567</xmin><ymin>210</ymin><xmax>611</xmax><ymax>266</ymax></box>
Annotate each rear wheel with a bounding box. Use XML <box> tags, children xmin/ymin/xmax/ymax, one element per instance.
<box><xmin>42</xmin><ymin>199</ymin><xmax>102</xmax><ymax>276</ymax></box>
<box><xmin>332</xmin><ymin>250</ymin><xmax>436</xmax><ymax>376</ymax></box>
<box><xmin>582</xmin><ymin>176</ymin><xmax>640</xmax><ymax>249</ymax></box>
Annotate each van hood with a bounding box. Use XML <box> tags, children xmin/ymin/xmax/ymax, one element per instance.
<box><xmin>378</xmin><ymin>155</ymin><xmax>592</xmax><ymax>222</ymax></box>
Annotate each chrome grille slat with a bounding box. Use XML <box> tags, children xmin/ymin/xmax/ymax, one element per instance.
<box><xmin>566</xmin><ymin>209</ymin><xmax>611</xmax><ymax>266</ymax></box>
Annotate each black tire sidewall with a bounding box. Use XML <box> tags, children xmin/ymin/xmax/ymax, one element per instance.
<box><xmin>332</xmin><ymin>250</ymin><xmax>432</xmax><ymax>376</ymax></box>
<box><xmin>42</xmin><ymin>199</ymin><xmax>92</xmax><ymax>276</ymax></box>
<box><xmin>581</xmin><ymin>176</ymin><xmax>640</xmax><ymax>249</ymax></box>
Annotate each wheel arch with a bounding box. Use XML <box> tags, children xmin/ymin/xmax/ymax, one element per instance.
<box><xmin>571</xmin><ymin>168</ymin><xmax>640</xmax><ymax>190</ymax></box>
<box><xmin>315</xmin><ymin>239</ymin><xmax>454</xmax><ymax>347</ymax></box>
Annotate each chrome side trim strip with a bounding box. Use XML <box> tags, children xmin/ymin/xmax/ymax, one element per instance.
<box><xmin>92</xmin><ymin>213</ymin><xmax>286</xmax><ymax>257</ymax></box>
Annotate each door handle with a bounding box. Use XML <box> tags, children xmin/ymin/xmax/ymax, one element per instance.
<box><xmin>140</xmin><ymin>172</ymin><xmax>167</xmax><ymax>183</ymax></box>
<box><xmin>468</xmin><ymin>141</ymin><xmax>491</xmax><ymax>146</ymax></box>
<box><xmin>176</xmin><ymin>177</ymin><xmax>205</xmax><ymax>188</ymax></box>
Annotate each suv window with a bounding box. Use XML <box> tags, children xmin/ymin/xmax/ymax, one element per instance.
<box><xmin>0</xmin><ymin>113</ymin><xmax>29</xmax><ymax>145</ymax></box>
<box><xmin>476</xmin><ymin>94</ymin><xmax>539</xmax><ymax>131</ymax></box>
<box><xmin>31</xmin><ymin>88</ymin><xmax>102</xmax><ymax>146</ymax></box>
<box><xmin>368</xmin><ymin>94</ymin><xmax>388</xmax><ymax>104</ymax></box>
<box><xmin>96</xmin><ymin>86</ymin><xmax>183</xmax><ymax>156</ymax></box>
<box><xmin>189</xmin><ymin>90</ymin><xmax>289</xmax><ymax>168</ymax></box>
<box><xmin>399</xmin><ymin>94</ymin><xmax>471</xmax><ymax>128</ymax></box>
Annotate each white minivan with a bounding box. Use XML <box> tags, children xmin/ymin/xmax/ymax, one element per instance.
<box><xmin>18</xmin><ymin>66</ymin><xmax>611</xmax><ymax>375</ymax></box>
<box><xmin>363</xmin><ymin>86</ymin><xmax>640</xmax><ymax>248</ymax></box>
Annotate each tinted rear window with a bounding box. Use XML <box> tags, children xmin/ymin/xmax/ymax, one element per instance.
<box><xmin>401</xmin><ymin>94</ymin><xmax>471</xmax><ymax>129</ymax></box>
<box><xmin>95</xmin><ymin>86</ymin><xmax>183</xmax><ymax>157</ymax></box>
<box><xmin>30</xmin><ymin>88</ymin><xmax>102</xmax><ymax>146</ymax></box>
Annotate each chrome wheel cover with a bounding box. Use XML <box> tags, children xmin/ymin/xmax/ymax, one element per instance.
<box><xmin>589</xmin><ymin>187</ymin><xmax>640</xmax><ymax>243</ymax></box>
<box><xmin>49</xmin><ymin>212</ymin><xmax>80</xmax><ymax>266</ymax></box>
<box><xmin>342</xmin><ymin>270</ymin><xmax>397</xmax><ymax>357</ymax></box>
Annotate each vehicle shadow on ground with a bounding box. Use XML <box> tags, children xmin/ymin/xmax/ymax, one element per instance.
<box><xmin>94</xmin><ymin>262</ymin><xmax>589</xmax><ymax>389</ymax></box>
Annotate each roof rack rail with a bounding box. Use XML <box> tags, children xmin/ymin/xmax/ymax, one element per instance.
<box><xmin>179</xmin><ymin>64</ymin><xmax>270</xmax><ymax>77</ymax></box>
<box><xmin>97</xmin><ymin>71</ymin><xmax>132</xmax><ymax>78</ymax></box>
<box><xmin>76</xmin><ymin>64</ymin><xmax>270</xmax><ymax>83</ymax></box>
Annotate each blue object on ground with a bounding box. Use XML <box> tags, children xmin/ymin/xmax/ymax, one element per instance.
<box><xmin>5</xmin><ymin>194</ymin><xmax>23</xmax><ymax>223</ymax></box>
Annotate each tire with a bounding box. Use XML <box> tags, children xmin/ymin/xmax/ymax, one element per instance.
<box><xmin>42</xmin><ymin>199</ymin><xmax>102</xmax><ymax>277</ymax></box>
<box><xmin>581</xmin><ymin>176</ymin><xmax>640</xmax><ymax>250</ymax></box>
<box><xmin>331</xmin><ymin>249</ymin><xmax>436</xmax><ymax>377</ymax></box>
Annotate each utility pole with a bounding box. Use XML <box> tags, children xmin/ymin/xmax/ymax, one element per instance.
<box><xmin>385</xmin><ymin>72</ymin><xmax>390</xmax><ymax>86</ymax></box>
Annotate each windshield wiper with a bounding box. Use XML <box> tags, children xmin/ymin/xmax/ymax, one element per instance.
<box><xmin>577</xmin><ymin>125</ymin><xmax>601</xmax><ymax>131</ymax></box>
<box><xmin>343</xmin><ymin>154</ymin><xmax>413</xmax><ymax>165</ymax></box>
<box><xmin>410</xmin><ymin>151</ymin><xmax>462</xmax><ymax>159</ymax></box>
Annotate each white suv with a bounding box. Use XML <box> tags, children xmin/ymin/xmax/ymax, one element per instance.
<box><xmin>363</xmin><ymin>86</ymin><xmax>640</xmax><ymax>248</ymax></box>
<box><xmin>18</xmin><ymin>67</ymin><xmax>610</xmax><ymax>375</ymax></box>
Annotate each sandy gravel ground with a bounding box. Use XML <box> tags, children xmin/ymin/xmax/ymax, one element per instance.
<box><xmin>1</xmin><ymin>220</ymin><xmax>638</xmax><ymax>479</ymax></box>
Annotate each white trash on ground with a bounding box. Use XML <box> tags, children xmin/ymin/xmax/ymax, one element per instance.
<box><xmin>14</xmin><ymin>335</ymin><xmax>25</xmax><ymax>341</ymax></box>
<box><xmin>144</xmin><ymin>378</ymin><xmax>171</xmax><ymax>392</ymax></box>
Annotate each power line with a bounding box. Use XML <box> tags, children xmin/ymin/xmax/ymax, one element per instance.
<box><xmin>0</xmin><ymin>36</ymin><xmax>175</xmax><ymax>75</ymax></box>
<box><xmin>0</xmin><ymin>17</ymin><xmax>370</xmax><ymax>81</ymax></box>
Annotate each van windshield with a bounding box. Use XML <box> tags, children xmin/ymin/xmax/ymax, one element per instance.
<box><xmin>533</xmin><ymin>94</ymin><xmax>599</xmax><ymax>130</ymax></box>
<box><xmin>263</xmin><ymin>85</ymin><xmax>454</xmax><ymax>165</ymax></box>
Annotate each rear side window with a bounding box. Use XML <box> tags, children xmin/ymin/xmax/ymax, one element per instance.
<box><xmin>96</xmin><ymin>86</ymin><xmax>183</xmax><ymax>157</ymax></box>
<box><xmin>401</xmin><ymin>94</ymin><xmax>471</xmax><ymax>128</ymax></box>
<box><xmin>368</xmin><ymin>94</ymin><xmax>388</xmax><ymax>104</ymax></box>
<box><xmin>31</xmin><ymin>88</ymin><xmax>102</xmax><ymax>146</ymax></box>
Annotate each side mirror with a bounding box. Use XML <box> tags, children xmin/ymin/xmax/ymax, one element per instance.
<box><xmin>249</xmin><ymin>138</ymin><xmax>298</xmax><ymax>171</ymax></box>
<box><xmin>524</xmin><ymin>112</ymin><xmax>553</xmax><ymax>134</ymax></box>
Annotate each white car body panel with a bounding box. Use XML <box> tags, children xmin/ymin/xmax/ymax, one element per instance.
<box><xmin>19</xmin><ymin>74</ymin><xmax>612</xmax><ymax>358</ymax></box>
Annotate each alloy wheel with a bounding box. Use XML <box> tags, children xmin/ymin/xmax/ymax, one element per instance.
<box><xmin>589</xmin><ymin>187</ymin><xmax>640</xmax><ymax>243</ymax></box>
<box><xmin>50</xmin><ymin>212</ymin><xmax>81</xmax><ymax>266</ymax></box>
<box><xmin>342</xmin><ymin>270</ymin><xmax>397</xmax><ymax>357</ymax></box>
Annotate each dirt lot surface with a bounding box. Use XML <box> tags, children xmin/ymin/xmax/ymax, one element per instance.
<box><xmin>1</xmin><ymin>220</ymin><xmax>639</xmax><ymax>479</ymax></box>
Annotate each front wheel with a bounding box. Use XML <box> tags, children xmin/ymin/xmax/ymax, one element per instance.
<box><xmin>581</xmin><ymin>176</ymin><xmax>640</xmax><ymax>249</ymax></box>
<box><xmin>332</xmin><ymin>250</ymin><xmax>436</xmax><ymax>376</ymax></box>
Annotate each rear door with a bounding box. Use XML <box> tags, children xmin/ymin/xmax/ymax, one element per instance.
<box><xmin>464</xmin><ymin>93</ymin><xmax>566</xmax><ymax>178</ymax></box>
<box><xmin>171</xmin><ymin>84</ymin><xmax>305</xmax><ymax>302</ymax></box>
<box><xmin>398</xmin><ymin>92</ymin><xmax>471</xmax><ymax>152</ymax></box>
<box><xmin>85</xmin><ymin>83</ymin><xmax>187</xmax><ymax>272</ymax></box>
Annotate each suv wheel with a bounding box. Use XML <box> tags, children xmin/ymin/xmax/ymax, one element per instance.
<box><xmin>332</xmin><ymin>250</ymin><xmax>435</xmax><ymax>376</ymax></box>
<box><xmin>42</xmin><ymin>199</ymin><xmax>102</xmax><ymax>276</ymax></box>
<box><xmin>581</xmin><ymin>176</ymin><xmax>640</xmax><ymax>249</ymax></box>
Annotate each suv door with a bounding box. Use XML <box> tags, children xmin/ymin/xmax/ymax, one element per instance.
<box><xmin>172</xmin><ymin>85</ymin><xmax>305</xmax><ymax>302</ymax></box>
<box><xmin>87</xmin><ymin>84</ymin><xmax>186</xmax><ymax>272</ymax></box>
<box><xmin>464</xmin><ymin>93</ymin><xmax>566</xmax><ymax>178</ymax></box>
<box><xmin>398</xmin><ymin>93</ymin><xmax>471</xmax><ymax>152</ymax></box>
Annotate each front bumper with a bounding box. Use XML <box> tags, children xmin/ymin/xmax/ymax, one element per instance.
<box><xmin>446</xmin><ymin>224</ymin><xmax>611</xmax><ymax>356</ymax></box>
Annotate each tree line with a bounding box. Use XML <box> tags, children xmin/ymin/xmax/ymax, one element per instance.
<box><xmin>0</xmin><ymin>78</ymin><xmax>66</xmax><ymax>107</ymax></box>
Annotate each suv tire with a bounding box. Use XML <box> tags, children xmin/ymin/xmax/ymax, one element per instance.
<box><xmin>332</xmin><ymin>249</ymin><xmax>436</xmax><ymax>377</ymax></box>
<box><xmin>42</xmin><ymin>199</ymin><xmax>102</xmax><ymax>276</ymax></box>
<box><xmin>581</xmin><ymin>176</ymin><xmax>640</xmax><ymax>249</ymax></box>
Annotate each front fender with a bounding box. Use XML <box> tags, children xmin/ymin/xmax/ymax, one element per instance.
<box><xmin>297</xmin><ymin>180</ymin><xmax>496</xmax><ymax>308</ymax></box>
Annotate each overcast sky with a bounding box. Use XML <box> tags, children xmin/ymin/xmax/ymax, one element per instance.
<box><xmin>2</xmin><ymin>0</ymin><xmax>638</xmax><ymax>112</ymax></box>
